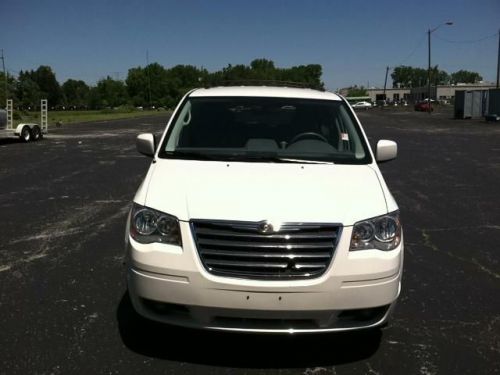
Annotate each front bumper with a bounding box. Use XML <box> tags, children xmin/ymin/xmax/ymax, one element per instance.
<box><xmin>126</xmin><ymin>221</ymin><xmax>403</xmax><ymax>333</ymax></box>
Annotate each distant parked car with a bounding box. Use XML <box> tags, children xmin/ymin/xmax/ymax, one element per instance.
<box><xmin>414</xmin><ymin>101</ymin><xmax>433</xmax><ymax>112</ymax></box>
<box><xmin>351</xmin><ymin>101</ymin><xmax>373</xmax><ymax>109</ymax></box>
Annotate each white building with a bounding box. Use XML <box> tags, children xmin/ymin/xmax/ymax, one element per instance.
<box><xmin>365</xmin><ymin>83</ymin><xmax>497</xmax><ymax>103</ymax></box>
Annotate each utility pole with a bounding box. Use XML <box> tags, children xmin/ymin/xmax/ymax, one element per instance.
<box><xmin>428</xmin><ymin>28</ymin><xmax>432</xmax><ymax>113</ymax></box>
<box><xmin>496</xmin><ymin>29</ymin><xmax>499</xmax><ymax>89</ymax></box>
<box><xmin>1</xmin><ymin>49</ymin><xmax>7</xmax><ymax>106</ymax></box>
<box><xmin>383</xmin><ymin>66</ymin><xmax>389</xmax><ymax>101</ymax></box>
<box><xmin>427</xmin><ymin>22</ymin><xmax>453</xmax><ymax>114</ymax></box>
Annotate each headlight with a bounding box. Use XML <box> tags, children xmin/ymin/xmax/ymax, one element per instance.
<box><xmin>350</xmin><ymin>211</ymin><xmax>401</xmax><ymax>251</ymax></box>
<box><xmin>130</xmin><ymin>203</ymin><xmax>182</xmax><ymax>245</ymax></box>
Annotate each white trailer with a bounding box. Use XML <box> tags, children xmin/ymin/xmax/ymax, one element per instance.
<box><xmin>0</xmin><ymin>99</ymin><xmax>48</xmax><ymax>142</ymax></box>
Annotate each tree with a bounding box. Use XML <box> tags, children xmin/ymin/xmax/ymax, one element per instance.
<box><xmin>432</xmin><ymin>67</ymin><xmax>450</xmax><ymax>85</ymax></box>
<box><xmin>15</xmin><ymin>66</ymin><xmax>63</xmax><ymax>107</ymax></box>
<box><xmin>5</xmin><ymin>59</ymin><xmax>329</xmax><ymax>111</ymax></box>
<box><xmin>219</xmin><ymin>64</ymin><xmax>253</xmax><ymax>81</ymax></box>
<box><xmin>391</xmin><ymin>65</ymin><xmax>483</xmax><ymax>87</ymax></box>
<box><xmin>0</xmin><ymin>72</ymin><xmax>17</xmax><ymax>106</ymax></box>
<box><xmin>126</xmin><ymin>66</ymin><xmax>148</xmax><ymax>106</ymax></box>
<box><xmin>87</xmin><ymin>86</ymin><xmax>101</xmax><ymax>109</ymax></box>
<box><xmin>250</xmin><ymin>59</ymin><xmax>277</xmax><ymax>80</ymax></box>
<box><xmin>91</xmin><ymin>77</ymin><xmax>128</xmax><ymax>108</ymax></box>
<box><xmin>16</xmin><ymin>71</ymin><xmax>41</xmax><ymax>109</ymax></box>
<box><xmin>450</xmin><ymin>70</ymin><xmax>482</xmax><ymax>84</ymax></box>
<box><xmin>127</xmin><ymin>63</ymin><xmax>208</xmax><ymax>108</ymax></box>
<box><xmin>62</xmin><ymin>79</ymin><xmax>89</xmax><ymax>109</ymax></box>
<box><xmin>391</xmin><ymin>65</ymin><xmax>428</xmax><ymax>88</ymax></box>
<box><xmin>127</xmin><ymin>59</ymin><xmax>327</xmax><ymax>108</ymax></box>
<box><xmin>279</xmin><ymin>64</ymin><xmax>324</xmax><ymax>89</ymax></box>
<box><xmin>29</xmin><ymin>66</ymin><xmax>62</xmax><ymax>106</ymax></box>
<box><xmin>346</xmin><ymin>85</ymin><xmax>368</xmax><ymax>97</ymax></box>
<box><xmin>165</xmin><ymin>65</ymin><xmax>204</xmax><ymax>106</ymax></box>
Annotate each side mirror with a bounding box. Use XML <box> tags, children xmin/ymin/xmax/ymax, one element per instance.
<box><xmin>376</xmin><ymin>140</ymin><xmax>397</xmax><ymax>163</ymax></box>
<box><xmin>136</xmin><ymin>133</ymin><xmax>155</xmax><ymax>157</ymax></box>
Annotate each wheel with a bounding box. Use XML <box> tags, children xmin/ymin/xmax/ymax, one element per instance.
<box><xmin>31</xmin><ymin>126</ymin><xmax>41</xmax><ymax>141</ymax></box>
<box><xmin>20</xmin><ymin>126</ymin><xmax>32</xmax><ymax>143</ymax></box>
<box><xmin>289</xmin><ymin>132</ymin><xmax>329</xmax><ymax>145</ymax></box>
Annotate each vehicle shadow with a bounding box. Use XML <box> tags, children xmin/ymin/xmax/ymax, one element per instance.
<box><xmin>0</xmin><ymin>138</ymin><xmax>23</xmax><ymax>145</ymax></box>
<box><xmin>116</xmin><ymin>292</ymin><xmax>382</xmax><ymax>368</ymax></box>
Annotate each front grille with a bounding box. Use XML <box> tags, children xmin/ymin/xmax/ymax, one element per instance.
<box><xmin>191</xmin><ymin>220</ymin><xmax>341</xmax><ymax>280</ymax></box>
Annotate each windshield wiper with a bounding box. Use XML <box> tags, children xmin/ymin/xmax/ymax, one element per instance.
<box><xmin>164</xmin><ymin>151</ymin><xmax>334</xmax><ymax>164</ymax></box>
<box><xmin>275</xmin><ymin>157</ymin><xmax>334</xmax><ymax>165</ymax></box>
<box><xmin>225</xmin><ymin>155</ymin><xmax>334</xmax><ymax>164</ymax></box>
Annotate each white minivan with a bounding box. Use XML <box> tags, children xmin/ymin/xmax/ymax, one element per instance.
<box><xmin>125</xmin><ymin>86</ymin><xmax>403</xmax><ymax>333</ymax></box>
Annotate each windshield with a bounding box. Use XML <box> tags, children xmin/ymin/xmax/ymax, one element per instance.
<box><xmin>159</xmin><ymin>96</ymin><xmax>372</xmax><ymax>164</ymax></box>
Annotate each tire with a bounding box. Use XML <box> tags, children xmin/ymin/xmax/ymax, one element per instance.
<box><xmin>20</xmin><ymin>126</ymin><xmax>32</xmax><ymax>143</ymax></box>
<box><xmin>32</xmin><ymin>126</ymin><xmax>41</xmax><ymax>141</ymax></box>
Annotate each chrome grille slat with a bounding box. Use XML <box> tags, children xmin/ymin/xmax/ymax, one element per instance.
<box><xmin>205</xmin><ymin>260</ymin><xmax>289</xmax><ymax>268</ymax></box>
<box><xmin>199</xmin><ymin>249</ymin><xmax>331</xmax><ymax>259</ymax></box>
<box><xmin>192</xmin><ymin>220</ymin><xmax>341</xmax><ymax>280</ymax></box>
<box><xmin>198</xmin><ymin>238</ymin><xmax>333</xmax><ymax>249</ymax></box>
<box><xmin>195</xmin><ymin>227</ymin><xmax>338</xmax><ymax>240</ymax></box>
<box><xmin>293</xmin><ymin>263</ymin><xmax>327</xmax><ymax>269</ymax></box>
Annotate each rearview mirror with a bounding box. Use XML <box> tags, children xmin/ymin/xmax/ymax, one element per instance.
<box><xmin>136</xmin><ymin>133</ymin><xmax>155</xmax><ymax>157</ymax></box>
<box><xmin>376</xmin><ymin>140</ymin><xmax>397</xmax><ymax>163</ymax></box>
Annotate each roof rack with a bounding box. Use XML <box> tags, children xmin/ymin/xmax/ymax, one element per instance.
<box><xmin>204</xmin><ymin>80</ymin><xmax>325</xmax><ymax>91</ymax></box>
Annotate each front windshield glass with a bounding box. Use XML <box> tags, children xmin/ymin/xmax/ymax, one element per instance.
<box><xmin>159</xmin><ymin>96</ymin><xmax>372</xmax><ymax>164</ymax></box>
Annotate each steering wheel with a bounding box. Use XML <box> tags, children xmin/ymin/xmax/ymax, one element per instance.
<box><xmin>289</xmin><ymin>132</ymin><xmax>328</xmax><ymax>145</ymax></box>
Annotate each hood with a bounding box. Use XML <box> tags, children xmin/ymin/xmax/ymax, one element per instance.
<box><xmin>143</xmin><ymin>159</ymin><xmax>387</xmax><ymax>226</ymax></box>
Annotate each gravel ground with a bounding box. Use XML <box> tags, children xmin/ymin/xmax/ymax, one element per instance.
<box><xmin>0</xmin><ymin>110</ymin><xmax>498</xmax><ymax>374</ymax></box>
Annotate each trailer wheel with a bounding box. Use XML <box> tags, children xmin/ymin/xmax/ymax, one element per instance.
<box><xmin>20</xmin><ymin>126</ymin><xmax>32</xmax><ymax>143</ymax></box>
<box><xmin>32</xmin><ymin>126</ymin><xmax>41</xmax><ymax>141</ymax></box>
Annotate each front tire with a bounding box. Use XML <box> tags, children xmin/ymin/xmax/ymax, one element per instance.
<box><xmin>20</xmin><ymin>126</ymin><xmax>32</xmax><ymax>143</ymax></box>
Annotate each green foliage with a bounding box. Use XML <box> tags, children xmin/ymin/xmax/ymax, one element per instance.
<box><xmin>124</xmin><ymin>59</ymin><xmax>323</xmax><ymax>108</ymax></box>
<box><xmin>0</xmin><ymin>72</ymin><xmax>17</xmax><ymax>106</ymax></box>
<box><xmin>91</xmin><ymin>76</ymin><xmax>128</xmax><ymax>109</ymax></box>
<box><xmin>346</xmin><ymin>85</ymin><xmax>368</xmax><ymax>97</ymax></box>
<box><xmin>16</xmin><ymin>73</ymin><xmax>41</xmax><ymax>109</ymax></box>
<box><xmin>16</xmin><ymin>66</ymin><xmax>62</xmax><ymax>107</ymax></box>
<box><xmin>391</xmin><ymin>65</ymin><xmax>482</xmax><ymax>87</ymax></box>
<box><xmin>450</xmin><ymin>70</ymin><xmax>482</xmax><ymax>84</ymax></box>
<box><xmin>391</xmin><ymin>65</ymin><xmax>428</xmax><ymax>88</ymax></box>
<box><xmin>34</xmin><ymin>66</ymin><xmax>62</xmax><ymax>105</ymax></box>
<box><xmin>62</xmin><ymin>79</ymin><xmax>90</xmax><ymax>108</ymax></box>
<box><xmin>8</xmin><ymin>59</ymin><xmax>324</xmax><ymax>109</ymax></box>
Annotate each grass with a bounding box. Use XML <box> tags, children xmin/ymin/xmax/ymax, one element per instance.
<box><xmin>14</xmin><ymin>108</ymin><xmax>170</xmax><ymax>127</ymax></box>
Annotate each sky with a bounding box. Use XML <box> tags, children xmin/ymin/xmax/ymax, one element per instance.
<box><xmin>1</xmin><ymin>0</ymin><xmax>499</xmax><ymax>90</ymax></box>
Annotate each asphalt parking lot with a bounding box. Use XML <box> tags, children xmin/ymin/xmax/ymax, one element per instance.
<box><xmin>0</xmin><ymin>109</ymin><xmax>499</xmax><ymax>374</ymax></box>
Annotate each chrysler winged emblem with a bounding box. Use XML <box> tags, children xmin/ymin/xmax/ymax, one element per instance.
<box><xmin>258</xmin><ymin>221</ymin><xmax>274</xmax><ymax>234</ymax></box>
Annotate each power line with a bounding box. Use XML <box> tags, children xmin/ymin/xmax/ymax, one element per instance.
<box><xmin>380</xmin><ymin>33</ymin><xmax>428</xmax><ymax>89</ymax></box>
<box><xmin>397</xmin><ymin>32</ymin><xmax>427</xmax><ymax>65</ymax></box>
<box><xmin>434</xmin><ymin>33</ymin><xmax>497</xmax><ymax>44</ymax></box>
